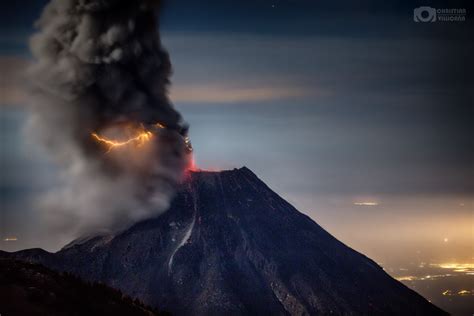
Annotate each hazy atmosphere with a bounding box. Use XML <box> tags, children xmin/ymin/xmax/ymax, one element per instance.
<box><xmin>1</xmin><ymin>1</ymin><xmax>473</xmax><ymax>314</ymax></box>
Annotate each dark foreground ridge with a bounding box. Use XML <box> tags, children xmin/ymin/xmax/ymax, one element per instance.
<box><xmin>0</xmin><ymin>258</ymin><xmax>165</xmax><ymax>316</ymax></box>
<box><xmin>1</xmin><ymin>167</ymin><xmax>448</xmax><ymax>315</ymax></box>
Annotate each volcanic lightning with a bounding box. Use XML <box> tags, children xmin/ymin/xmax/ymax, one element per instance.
<box><xmin>91</xmin><ymin>122</ymin><xmax>193</xmax><ymax>154</ymax></box>
<box><xmin>27</xmin><ymin>0</ymin><xmax>193</xmax><ymax>238</ymax></box>
<box><xmin>92</xmin><ymin>131</ymin><xmax>153</xmax><ymax>153</ymax></box>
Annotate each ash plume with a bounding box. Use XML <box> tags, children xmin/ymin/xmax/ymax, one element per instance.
<box><xmin>26</xmin><ymin>0</ymin><xmax>190</xmax><ymax>240</ymax></box>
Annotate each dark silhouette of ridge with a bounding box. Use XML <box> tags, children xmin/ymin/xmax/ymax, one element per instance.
<box><xmin>0</xmin><ymin>258</ymin><xmax>166</xmax><ymax>316</ymax></box>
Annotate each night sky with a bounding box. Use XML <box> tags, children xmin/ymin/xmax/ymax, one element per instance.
<box><xmin>1</xmin><ymin>1</ymin><xmax>473</xmax><ymax>311</ymax></box>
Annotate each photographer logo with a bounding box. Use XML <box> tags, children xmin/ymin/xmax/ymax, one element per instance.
<box><xmin>414</xmin><ymin>6</ymin><xmax>466</xmax><ymax>22</ymax></box>
<box><xmin>414</xmin><ymin>7</ymin><xmax>437</xmax><ymax>22</ymax></box>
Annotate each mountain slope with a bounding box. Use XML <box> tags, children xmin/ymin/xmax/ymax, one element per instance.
<box><xmin>0</xmin><ymin>258</ymin><xmax>165</xmax><ymax>316</ymax></box>
<box><xmin>2</xmin><ymin>167</ymin><xmax>447</xmax><ymax>315</ymax></box>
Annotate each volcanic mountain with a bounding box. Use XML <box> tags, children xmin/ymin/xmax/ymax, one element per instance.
<box><xmin>2</xmin><ymin>167</ymin><xmax>446</xmax><ymax>315</ymax></box>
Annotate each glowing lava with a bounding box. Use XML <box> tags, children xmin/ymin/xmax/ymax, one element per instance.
<box><xmin>186</xmin><ymin>156</ymin><xmax>198</xmax><ymax>172</ymax></box>
<box><xmin>184</xmin><ymin>136</ymin><xmax>193</xmax><ymax>153</ymax></box>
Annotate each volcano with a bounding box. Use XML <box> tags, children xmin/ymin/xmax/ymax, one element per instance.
<box><xmin>2</xmin><ymin>167</ymin><xmax>446</xmax><ymax>315</ymax></box>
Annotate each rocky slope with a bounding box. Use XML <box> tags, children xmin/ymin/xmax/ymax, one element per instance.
<box><xmin>1</xmin><ymin>167</ymin><xmax>447</xmax><ymax>315</ymax></box>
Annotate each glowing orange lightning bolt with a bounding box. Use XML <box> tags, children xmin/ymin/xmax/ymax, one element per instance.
<box><xmin>91</xmin><ymin>131</ymin><xmax>153</xmax><ymax>153</ymax></box>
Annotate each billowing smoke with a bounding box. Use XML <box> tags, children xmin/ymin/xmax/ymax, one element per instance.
<box><xmin>26</xmin><ymin>0</ymin><xmax>191</xmax><ymax>240</ymax></box>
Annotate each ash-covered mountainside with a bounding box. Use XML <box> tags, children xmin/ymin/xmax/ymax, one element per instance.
<box><xmin>2</xmin><ymin>167</ymin><xmax>447</xmax><ymax>315</ymax></box>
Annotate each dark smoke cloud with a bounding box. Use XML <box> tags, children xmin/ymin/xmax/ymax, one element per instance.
<box><xmin>26</xmin><ymin>0</ymin><xmax>189</xmax><ymax>240</ymax></box>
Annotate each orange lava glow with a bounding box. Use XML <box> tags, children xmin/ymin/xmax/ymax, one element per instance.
<box><xmin>186</xmin><ymin>156</ymin><xmax>199</xmax><ymax>172</ymax></box>
<box><xmin>184</xmin><ymin>136</ymin><xmax>193</xmax><ymax>152</ymax></box>
<box><xmin>184</xmin><ymin>158</ymin><xmax>223</xmax><ymax>174</ymax></box>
